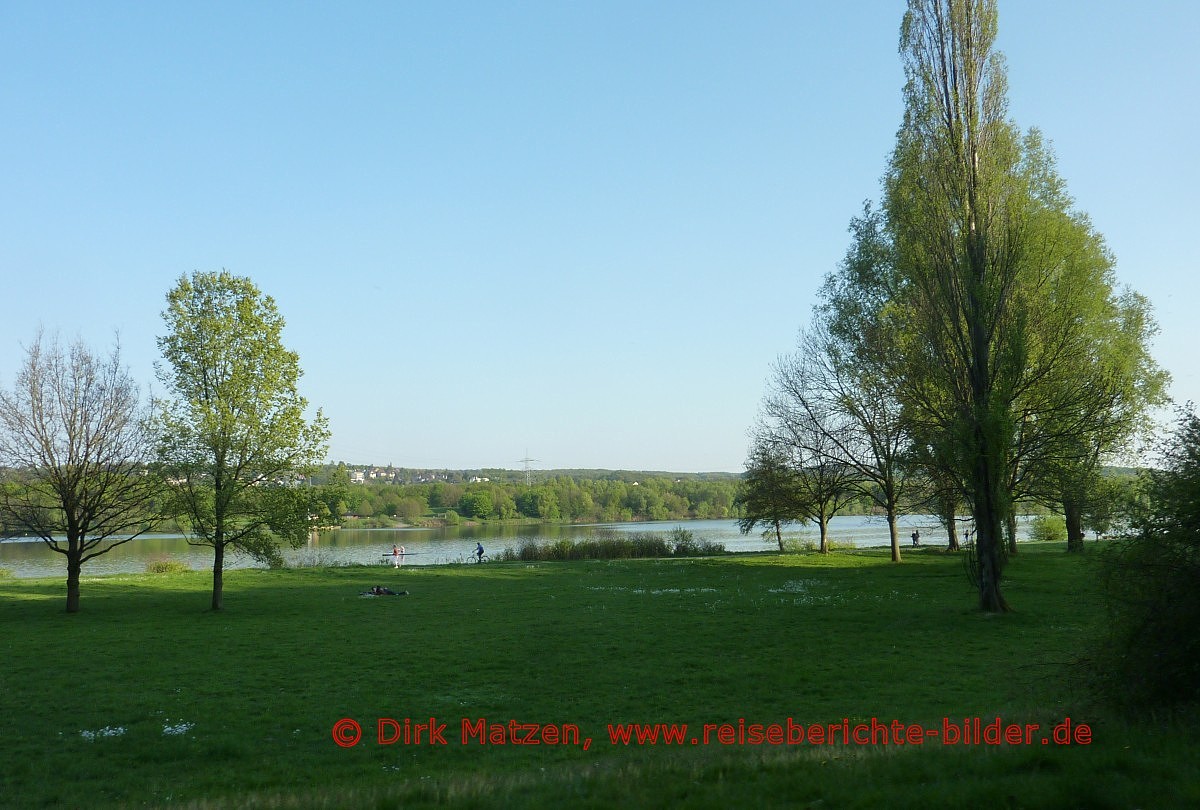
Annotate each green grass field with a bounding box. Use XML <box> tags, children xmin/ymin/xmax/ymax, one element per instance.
<box><xmin>1</xmin><ymin>544</ymin><xmax>1196</xmax><ymax>808</ymax></box>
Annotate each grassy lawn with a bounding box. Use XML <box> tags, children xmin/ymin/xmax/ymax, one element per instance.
<box><xmin>1</xmin><ymin>544</ymin><xmax>1196</xmax><ymax>808</ymax></box>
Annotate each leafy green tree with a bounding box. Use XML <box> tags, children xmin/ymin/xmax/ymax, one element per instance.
<box><xmin>458</xmin><ymin>490</ymin><xmax>493</xmax><ymax>519</ymax></box>
<box><xmin>821</xmin><ymin>202</ymin><xmax>971</xmax><ymax>551</ymax></box>
<box><xmin>558</xmin><ymin>479</ymin><xmax>596</xmax><ymax>520</ymax></box>
<box><xmin>737</xmin><ymin>431</ymin><xmax>807</xmax><ymax>551</ymax></box>
<box><xmin>396</xmin><ymin>496</ymin><xmax>428</xmax><ymax>524</ymax></box>
<box><xmin>490</xmin><ymin>488</ymin><xmax>518</xmax><ymax>520</ymax></box>
<box><xmin>316</xmin><ymin>463</ymin><xmax>352</xmax><ymax>523</ymax></box>
<box><xmin>823</xmin><ymin>77</ymin><xmax>1163</xmax><ymax>576</ymax></box>
<box><xmin>516</xmin><ymin>487</ymin><xmax>560</xmax><ymax>520</ymax></box>
<box><xmin>1082</xmin><ymin>471</ymin><xmax>1135</xmax><ymax>539</ymax></box>
<box><xmin>975</xmin><ymin>139</ymin><xmax>1169</xmax><ymax>554</ymax></box>
<box><xmin>1024</xmin><ymin>284</ymin><xmax>1166</xmax><ymax>552</ymax></box>
<box><xmin>429</xmin><ymin>482</ymin><xmax>464</xmax><ymax>509</ymax></box>
<box><xmin>874</xmin><ymin>0</ymin><xmax>1157</xmax><ymax>605</ymax></box>
<box><xmin>0</xmin><ymin>333</ymin><xmax>163</xmax><ymax>613</ymax></box>
<box><xmin>155</xmin><ymin>271</ymin><xmax>330</xmax><ymax>611</ymax></box>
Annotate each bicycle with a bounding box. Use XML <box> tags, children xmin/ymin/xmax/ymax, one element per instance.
<box><xmin>466</xmin><ymin>554</ymin><xmax>489</xmax><ymax>564</ymax></box>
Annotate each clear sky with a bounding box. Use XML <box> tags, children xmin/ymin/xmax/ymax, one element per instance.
<box><xmin>1</xmin><ymin>1</ymin><xmax>1196</xmax><ymax>473</ymax></box>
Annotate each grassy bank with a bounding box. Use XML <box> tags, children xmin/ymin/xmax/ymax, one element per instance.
<box><xmin>1</xmin><ymin>544</ymin><xmax>1196</xmax><ymax>807</ymax></box>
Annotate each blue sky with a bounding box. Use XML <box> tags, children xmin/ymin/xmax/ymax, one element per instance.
<box><xmin>2</xmin><ymin>1</ymin><xmax>1197</xmax><ymax>472</ymax></box>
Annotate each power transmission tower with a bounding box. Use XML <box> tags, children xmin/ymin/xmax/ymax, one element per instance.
<box><xmin>519</xmin><ymin>453</ymin><xmax>538</xmax><ymax>487</ymax></box>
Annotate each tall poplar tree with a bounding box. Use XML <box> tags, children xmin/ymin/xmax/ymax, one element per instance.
<box><xmin>883</xmin><ymin>1</ymin><xmax>1167</xmax><ymax>607</ymax></box>
<box><xmin>155</xmin><ymin>271</ymin><xmax>330</xmax><ymax>611</ymax></box>
<box><xmin>887</xmin><ymin>0</ymin><xmax>1027</xmax><ymax>611</ymax></box>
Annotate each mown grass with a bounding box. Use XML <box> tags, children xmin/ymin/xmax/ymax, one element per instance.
<box><xmin>0</xmin><ymin>544</ymin><xmax>1196</xmax><ymax>808</ymax></box>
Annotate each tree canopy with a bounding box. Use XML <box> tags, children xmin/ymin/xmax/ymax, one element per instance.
<box><xmin>155</xmin><ymin>271</ymin><xmax>330</xmax><ymax>610</ymax></box>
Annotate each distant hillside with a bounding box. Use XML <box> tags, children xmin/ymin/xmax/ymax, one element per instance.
<box><xmin>320</xmin><ymin>464</ymin><xmax>742</xmax><ymax>485</ymax></box>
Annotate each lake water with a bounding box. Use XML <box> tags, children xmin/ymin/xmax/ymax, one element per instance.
<box><xmin>0</xmin><ymin>515</ymin><xmax>1033</xmax><ymax>579</ymax></box>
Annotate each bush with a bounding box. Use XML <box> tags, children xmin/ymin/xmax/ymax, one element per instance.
<box><xmin>785</xmin><ymin>537</ymin><xmax>848</xmax><ymax>553</ymax></box>
<box><xmin>0</xmin><ymin>567</ymin><xmax>12</xmax><ymax>578</ymax></box>
<box><xmin>1097</xmin><ymin>409</ymin><xmax>1200</xmax><ymax>710</ymax></box>
<box><xmin>669</xmin><ymin>526</ymin><xmax>725</xmax><ymax>557</ymax></box>
<box><xmin>493</xmin><ymin>529</ymin><xmax>722</xmax><ymax>563</ymax></box>
<box><xmin>145</xmin><ymin>559</ymin><xmax>190</xmax><ymax>574</ymax></box>
<box><xmin>1029</xmin><ymin>515</ymin><xmax>1066</xmax><ymax>543</ymax></box>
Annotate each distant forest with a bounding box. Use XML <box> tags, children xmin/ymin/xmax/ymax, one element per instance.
<box><xmin>309</xmin><ymin>463</ymin><xmax>1139</xmax><ymax>530</ymax></box>
<box><xmin>311</xmin><ymin>465</ymin><xmax>756</xmax><ymax>526</ymax></box>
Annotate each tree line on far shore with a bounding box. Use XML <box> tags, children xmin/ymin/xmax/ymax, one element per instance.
<box><xmin>318</xmin><ymin>466</ymin><xmax>744</xmax><ymax>526</ymax></box>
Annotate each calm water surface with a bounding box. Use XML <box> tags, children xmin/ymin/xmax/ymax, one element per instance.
<box><xmin>0</xmin><ymin>515</ymin><xmax>1032</xmax><ymax>579</ymax></box>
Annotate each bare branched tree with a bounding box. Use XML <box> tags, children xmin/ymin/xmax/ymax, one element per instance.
<box><xmin>800</xmin><ymin>324</ymin><xmax>922</xmax><ymax>562</ymax></box>
<box><xmin>0</xmin><ymin>332</ymin><xmax>162</xmax><ymax>612</ymax></box>
<box><xmin>764</xmin><ymin>351</ymin><xmax>862</xmax><ymax>553</ymax></box>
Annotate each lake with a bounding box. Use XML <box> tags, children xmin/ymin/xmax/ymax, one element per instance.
<box><xmin>0</xmin><ymin>515</ymin><xmax>1034</xmax><ymax>579</ymax></box>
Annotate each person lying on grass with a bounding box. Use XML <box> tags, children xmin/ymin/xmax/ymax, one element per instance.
<box><xmin>362</xmin><ymin>585</ymin><xmax>408</xmax><ymax>596</ymax></box>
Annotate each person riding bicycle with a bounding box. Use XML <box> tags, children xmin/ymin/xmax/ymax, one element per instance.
<box><xmin>475</xmin><ymin>542</ymin><xmax>485</xmax><ymax>562</ymax></box>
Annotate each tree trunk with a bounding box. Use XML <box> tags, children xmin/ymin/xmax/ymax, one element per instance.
<box><xmin>968</xmin><ymin>375</ymin><xmax>1010</xmax><ymax>612</ymax></box>
<box><xmin>211</xmin><ymin>542</ymin><xmax>225</xmax><ymax>611</ymax></box>
<box><xmin>66</xmin><ymin>552</ymin><xmax>82</xmax><ymax>614</ymax></box>
<box><xmin>943</xmin><ymin>505</ymin><xmax>960</xmax><ymax>551</ymax></box>
<box><xmin>1006</xmin><ymin>512</ymin><xmax>1018</xmax><ymax>556</ymax></box>
<box><xmin>887</xmin><ymin>510</ymin><xmax>901</xmax><ymax>563</ymax></box>
<box><xmin>1064</xmin><ymin>497</ymin><xmax>1085</xmax><ymax>553</ymax></box>
<box><xmin>774</xmin><ymin>519</ymin><xmax>784</xmax><ymax>552</ymax></box>
<box><xmin>967</xmin><ymin>239</ymin><xmax>1011</xmax><ymax>613</ymax></box>
<box><xmin>970</xmin><ymin>451</ymin><xmax>1010</xmax><ymax>613</ymax></box>
<box><xmin>818</xmin><ymin>515</ymin><xmax>829</xmax><ymax>554</ymax></box>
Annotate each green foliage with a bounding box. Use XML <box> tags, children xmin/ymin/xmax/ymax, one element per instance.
<box><xmin>516</xmin><ymin>487</ymin><xmax>561</xmax><ymax>521</ymax></box>
<box><xmin>323</xmin><ymin>469</ymin><xmax>742</xmax><ymax>525</ymax></box>
<box><xmin>428</xmin><ymin>482</ymin><xmax>464</xmax><ymax>509</ymax></box>
<box><xmin>154</xmin><ymin>271</ymin><xmax>330</xmax><ymax>610</ymax></box>
<box><xmin>803</xmin><ymin>1</ymin><xmax>1165</xmax><ymax>608</ymax></box>
<box><xmin>736</xmin><ymin>434</ymin><xmax>807</xmax><ymax>550</ymax></box>
<box><xmin>790</xmin><ymin>537</ymin><xmax>851</xmax><ymax>553</ymax></box>
<box><xmin>493</xmin><ymin>529</ymin><xmax>723</xmax><ymax>562</ymax></box>
<box><xmin>457</xmin><ymin>490</ymin><xmax>493</xmax><ymax>520</ymax></box>
<box><xmin>315</xmin><ymin>464</ymin><xmax>353</xmax><ymax>524</ymax></box>
<box><xmin>1082</xmin><ymin>471</ymin><xmax>1137</xmax><ymax>537</ymax></box>
<box><xmin>1029</xmin><ymin>515</ymin><xmax>1066</xmax><ymax>543</ymax></box>
<box><xmin>145</xmin><ymin>559</ymin><xmax>190</xmax><ymax>574</ymax></box>
<box><xmin>1098</xmin><ymin>409</ymin><xmax>1200</xmax><ymax>710</ymax></box>
<box><xmin>668</xmin><ymin>525</ymin><xmax>725</xmax><ymax>557</ymax></box>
